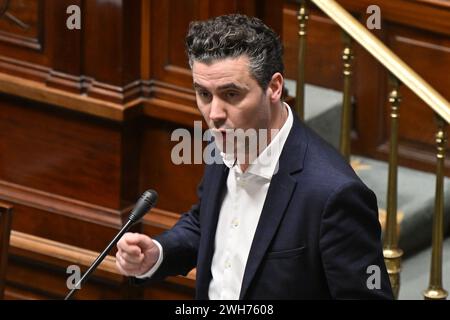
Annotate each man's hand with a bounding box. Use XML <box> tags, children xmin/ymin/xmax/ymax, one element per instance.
<box><xmin>116</xmin><ymin>232</ymin><xmax>160</xmax><ymax>277</ymax></box>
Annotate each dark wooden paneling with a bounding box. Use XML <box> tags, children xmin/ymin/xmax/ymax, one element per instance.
<box><xmin>6</xmin><ymin>253</ymin><xmax>194</xmax><ymax>300</ymax></box>
<box><xmin>386</xmin><ymin>23</ymin><xmax>450</xmax><ymax>146</ymax></box>
<box><xmin>0</xmin><ymin>0</ymin><xmax>43</xmax><ymax>50</ymax></box>
<box><xmin>0</xmin><ymin>201</ymin><xmax>12</xmax><ymax>299</ymax></box>
<box><xmin>120</xmin><ymin>118</ymin><xmax>142</xmax><ymax>210</ymax></box>
<box><xmin>148</xmin><ymin>0</ymin><xmax>283</xmax><ymax>92</ymax></box>
<box><xmin>10</xmin><ymin>203</ymin><xmax>118</xmax><ymax>252</ymax></box>
<box><xmin>0</xmin><ymin>0</ymin><xmax>48</xmax><ymax>81</ymax></box>
<box><xmin>6</xmin><ymin>255</ymin><xmax>125</xmax><ymax>300</ymax></box>
<box><xmin>140</xmin><ymin>119</ymin><xmax>205</xmax><ymax>214</ymax></box>
<box><xmin>149</xmin><ymin>0</ymin><xmax>196</xmax><ymax>89</ymax></box>
<box><xmin>83</xmin><ymin>0</ymin><xmax>141</xmax><ymax>103</ymax></box>
<box><xmin>283</xmin><ymin>3</ymin><xmax>344</xmax><ymax>91</ymax></box>
<box><xmin>46</xmin><ymin>0</ymin><xmax>83</xmax><ymax>93</ymax></box>
<box><xmin>0</xmin><ymin>0</ymin><xmax>283</xmax><ymax>300</ymax></box>
<box><xmin>0</xmin><ymin>0</ymin><xmax>142</xmax><ymax>103</ymax></box>
<box><xmin>352</xmin><ymin>34</ymin><xmax>387</xmax><ymax>155</ymax></box>
<box><xmin>0</xmin><ymin>95</ymin><xmax>122</xmax><ymax>208</ymax></box>
<box><xmin>6</xmin><ymin>230</ymin><xmax>194</xmax><ymax>299</ymax></box>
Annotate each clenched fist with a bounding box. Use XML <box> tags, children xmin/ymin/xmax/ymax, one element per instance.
<box><xmin>115</xmin><ymin>232</ymin><xmax>160</xmax><ymax>277</ymax></box>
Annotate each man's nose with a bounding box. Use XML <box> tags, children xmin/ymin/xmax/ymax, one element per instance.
<box><xmin>209</xmin><ymin>97</ymin><xmax>226</xmax><ymax>122</ymax></box>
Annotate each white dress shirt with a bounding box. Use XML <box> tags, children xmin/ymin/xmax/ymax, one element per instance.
<box><xmin>138</xmin><ymin>103</ymin><xmax>293</xmax><ymax>301</ymax></box>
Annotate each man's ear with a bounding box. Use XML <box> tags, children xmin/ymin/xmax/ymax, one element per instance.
<box><xmin>267</xmin><ymin>73</ymin><xmax>284</xmax><ymax>103</ymax></box>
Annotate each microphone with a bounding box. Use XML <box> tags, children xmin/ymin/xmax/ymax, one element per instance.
<box><xmin>64</xmin><ymin>189</ymin><xmax>158</xmax><ymax>300</ymax></box>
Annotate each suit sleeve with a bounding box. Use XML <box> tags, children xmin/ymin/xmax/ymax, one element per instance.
<box><xmin>319</xmin><ymin>181</ymin><xmax>394</xmax><ymax>299</ymax></box>
<box><xmin>145</xmin><ymin>175</ymin><xmax>205</xmax><ymax>281</ymax></box>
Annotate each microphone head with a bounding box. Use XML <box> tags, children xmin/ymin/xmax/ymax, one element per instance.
<box><xmin>142</xmin><ymin>189</ymin><xmax>159</xmax><ymax>207</ymax></box>
<box><xmin>128</xmin><ymin>189</ymin><xmax>159</xmax><ymax>222</ymax></box>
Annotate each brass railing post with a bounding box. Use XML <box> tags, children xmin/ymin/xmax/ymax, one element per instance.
<box><xmin>295</xmin><ymin>0</ymin><xmax>309</xmax><ymax>121</ymax></box>
<box><xmin>383</xmin><ymin>75</ymin><xmax>403</xmax><ymax>299</ymax></box>
<box><xmin>339</xmin><ymin>32</ymin><xmax>354</xmax><ymax>162</ymax></box>
<box><xmin>423</xmin><ymin>115</ymin><xmax>448</xmax><ymax>300</ymax></box>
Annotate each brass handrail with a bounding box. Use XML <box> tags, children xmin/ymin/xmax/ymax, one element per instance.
<box><xmin>311</xmin><ymin>0</ymin><xmax>450</xmax><ymax>124</ymax></box>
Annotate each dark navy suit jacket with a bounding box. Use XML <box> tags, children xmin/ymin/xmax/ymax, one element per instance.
<box><xmin>150</xmin><ymin>114</ymin><xmax>393</xmax><ymax>299</ymax></box>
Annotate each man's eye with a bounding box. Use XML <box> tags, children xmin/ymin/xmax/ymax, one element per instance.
<box><xmin>226</xmin><ymin>91</ymin><xmax>239</xmax><ymax>99</ymax></box>
<box><xmin>198</xmin><ymin>91</ymin><xmax>211</xmax><ymax>99</ymax></box>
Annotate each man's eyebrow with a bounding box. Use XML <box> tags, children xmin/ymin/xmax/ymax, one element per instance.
<box><xmin>217</xmin><ymin>83</ymin><xmax>247</xmax><ymax>91</ymax></box>
<box><xmin>193</xmin><ymin>82</ymin><xmax>247</xmax><ymax>91</ymax></box>
<box><xmin>193</xmin><ymin>82</ymin><xmax>206</xmax><ymax>90</ymax></box>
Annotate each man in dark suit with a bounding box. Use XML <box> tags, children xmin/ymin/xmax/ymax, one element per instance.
<box><xmin>116</xmin><ymin>14</ymin><xmax>393</xmax><ymax>299</ymax></box>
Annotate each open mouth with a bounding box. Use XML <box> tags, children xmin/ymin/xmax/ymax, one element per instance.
<box><xmin>212</xmin><ymin>129</ymin><xmax>234</xmax><ymax>140</ymax></box>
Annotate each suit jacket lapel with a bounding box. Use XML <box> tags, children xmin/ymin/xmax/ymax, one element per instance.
<box><xmin>196</xmin><ymin>163</ymin><xmax>229</xmax><ymax>299</ymax></box>
<box><xmin>239</xmin><ymin>115</ymin><xmax>308</xmax><ymax>299</ymax></box>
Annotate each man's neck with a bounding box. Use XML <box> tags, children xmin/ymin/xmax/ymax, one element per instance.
<box><xmin>239</xmin><ymin>102</ymin><xmax>288</xmax><ymax>172</ymax></box>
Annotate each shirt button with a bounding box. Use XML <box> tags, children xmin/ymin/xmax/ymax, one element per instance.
<box><xmin>231</xmin><ymin>218</ymin><xmax>239</xmax><ymax>228</ymax></box>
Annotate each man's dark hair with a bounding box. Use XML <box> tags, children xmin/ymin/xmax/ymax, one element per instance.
<box><xmin>185</xmin><ymin>14</ymin><xmax>284</xmax><ymax>93</ymax></box>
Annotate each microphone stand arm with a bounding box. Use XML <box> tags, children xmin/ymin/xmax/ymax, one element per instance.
<box><xmin>64</xmin><ymin>219</ymin><xmax>135</xmax><ymax>300</ymax></box>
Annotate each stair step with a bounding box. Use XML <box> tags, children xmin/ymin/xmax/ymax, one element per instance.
<box><xmin>399</xmin><ymin>236</ymin><xmax>450</xmax><ymax>300</ymax></box>
<box><xmin>285</xmin><ymin>80</ymin><xmax>342</xmax><ymax>149</ymax></box>
<box><xmin>352</xmin><ymin>156</ymin><xmax>450</xmax><ymax>257</ymax></box>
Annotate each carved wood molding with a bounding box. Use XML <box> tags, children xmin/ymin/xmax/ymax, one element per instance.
<box><xmin>0</xmin><ymin>71</ymin><xmax>138</xmax><ymax>121</ymax></box>
<box><xmin>11</xmin><ymin>230</ymin><xmax>120</xmax><ymax>279</ymax></box>
<box><xmin>0</xmin><ymin>179</ymin><xmax>125</xmax><ymax>228</ymax></box>
<box><xmin>0</xmin><ymin>179</ymin><xmax>195</xmax><ymax>244</ymax></box>
<box><xmin>0</xmin><ymin>55</ymin><xmax>49</xmax><ymax>81</ymax></box>
<box><xmin>0</xmin><ymin>70</ymin><xmax>202</xmax><ymax>126</ymax></box>
<box><xmin>0</xmin><ymin>0</ymin><xmax>43</xmax><ymax>50</ymax></box>
<box><xmin>46</xmin><ymin>72</ymin><xmax>144</xmax><ymax>104</ymax></box>
<box><xmin>10</xmin><ymin>230</ymin><xmax>196</xmax><ymax>287</ymax></box>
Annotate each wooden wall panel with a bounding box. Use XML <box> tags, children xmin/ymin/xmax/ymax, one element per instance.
<box><xmin>46</xmin><ymin>0</ymin><xmax>83</xmax><ymax>93</ymax></box>
<box><xmin>386</xmin><ymin>24</ymin><xmax>450</xmax><ymax>146</ymax></box>
<box><xmin>147</xmin><ymin>0</ymin><xmax>283</xmax><ymax>93</ymax></box>
<box><xmin>283</xmin><ymin>3</ymin><xmax>343</xmax><ymax>91</ymax></box>
<box><xmin>168</xmin><ymin>0</ymin><xmax>197</xmax><ymax>72</ymax></box>
<box><xmin>0</xmin><ymin>0</ymin><xmax>142</xmax><ymax>102</ymax></box>
<box><xmin>0</xmin><ymin>0</ymin><xmax>43</xmax><ymax>50</ymax></box>
<box><xmin>82</xmin><ymin>0</ymin><xmax>141</xmax><ymax>103</ymax></box>
<box><xmin>0</xmin><ymin>94</ymin><xmax>122</xmax><ymax>208</ymax></box>
<box><xmin>0</xmin><ymin>0</ymin><xmax>48</xmax><ymax>81</ymax></box>
<box><xmin>6</xmin><ymin>253</ymin><xmax>127</xmax><ymax>300</ymax></box>
<box><xmin>0</xmin><ymin>0</ymin><xmax>282</xmax><ymax>299</ymax></box>
<box><xmin>139</xmin><ymin>119</ymin><xmax>205</xmax><ymax>214</ymax></box>
<box><xmin>9</xmin><ymin>203</ymin><xmax>119</xmax><ymax>252</ymax></box>
<box><xmin>149</xmin><ymin>0</ymin><xmax>197</xmax><ymax>89</ymax></box>
<box><xmin>0</xmin><ymin>201</ymin><xmax>12</xmax><ymax>299</ymax></box>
